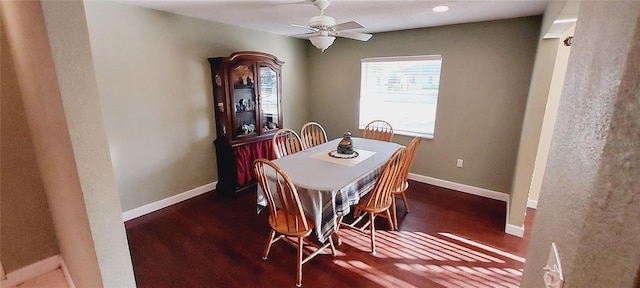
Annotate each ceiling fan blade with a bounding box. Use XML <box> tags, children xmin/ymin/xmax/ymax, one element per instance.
<box><xmin>291</xmin><ymin>23</ymin><xmax>319</xmax><ymax>32</ymax></box>
<box><xmin>291</xmin><ymin>32</ymin><xmax>317</xmax><ymax>39</ymax></box>
<box><xmin>330</xmin><ymin>20</ymin><xmax>365</xmax><ymax>31</ymax></box>
<box><xmin>334</xmin><ymin>30</ymin><xmax>373</xmax><ymax>41</ymax></box>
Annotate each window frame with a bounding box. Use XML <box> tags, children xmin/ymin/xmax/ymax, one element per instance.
<box><xmin>359</xmin><ymin>55</ymin><xmax>443</xmax><ymax>139</ymax></box>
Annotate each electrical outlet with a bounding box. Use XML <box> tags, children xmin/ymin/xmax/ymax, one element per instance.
<box><xmin>456</xmin><ymin>159</ymin><xmax>463</xmax><ymax>168</ymax></box>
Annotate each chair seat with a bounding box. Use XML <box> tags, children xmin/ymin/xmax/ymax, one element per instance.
<box><xmin>269</xmin><ymin>210</ymin><xmax>314</xmax><ymax>238</ymax></box>
<box><xmin>355</xmin><ymin>197</ymin><xmax>393</xmax><ymax>214</ymax></box>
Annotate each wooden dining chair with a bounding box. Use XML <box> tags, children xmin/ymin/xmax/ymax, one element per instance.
<box><xmin>362</xmin><ymin>120</ymin><xmax>394</xmax><ymax>142</ymax></box>
<box><xmin>272</xmin><ymin>129</ymin><xmax>303</xmax><ymax>159</ymax></box>
<box><xmin>391</xmin><ymin>136</ymin><xmax>422</xmax><ymax>230</ymax></box>
<box><xmin>341</xmin><ymin>147</ymin><xmax>406</xmax><ymax>254</ymax></box>
<box><xmin>254</xmin><ymin>159</ymin><xmax>336</xmax><ymax>287</ymax></box>
<box><xmin>300</xmin><ymin>122</ymin><xmax>327</xmax><ymax>150</ymax></box>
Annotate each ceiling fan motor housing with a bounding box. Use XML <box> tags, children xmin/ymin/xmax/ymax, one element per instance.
<box><xmin>309</xmin><ymin>15</ymin><xmax>336</xmax><ymax>30</ymax></box>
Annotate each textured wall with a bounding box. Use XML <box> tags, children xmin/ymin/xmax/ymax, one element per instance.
<box><xmin>0</xmin><ymin>10</ymin><xmax>59</xmax><ymax>272</ymax></box>
<box><xmin>41</xmin><ymin>1</ymin><xmax>136</xmax><ymax>286</ymax></box>
<box><xmin>83</xmin><ymin>1</ymin><xmax>309</xmax><ymax>211</ymax></box>
<box><xmin>521</xmin><ymin>1</ymin><xmax>640</xmax><ymax>287</ymax></box>
<box><xmin>308</xmin><ymin>17</ymin><xmax>541</xmax><ymax>194</ymax></box>
<box><xmin>2</xmin><ymin>1</ymin><xmax>105</xmax><ymax>286</ymax></box>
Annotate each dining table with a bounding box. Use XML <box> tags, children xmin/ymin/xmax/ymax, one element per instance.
<box><xmin>257</xmin><ymin>137</ymin><xmax>403</xmax><ymax>243</ymax></box>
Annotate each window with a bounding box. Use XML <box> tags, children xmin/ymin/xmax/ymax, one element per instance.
<box><xmin>359</xmin><ymin>55</ymin><xmax>442</xmax><ymax>139</ymax></box>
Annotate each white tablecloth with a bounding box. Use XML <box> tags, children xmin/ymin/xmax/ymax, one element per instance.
<box><xmin>257</xmin><ymin>137</ymin><xmax>402</xmax><ymax>243</ymax></box>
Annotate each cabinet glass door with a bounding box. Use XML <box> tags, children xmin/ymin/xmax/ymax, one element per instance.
<box><xmin>231</xmin><ymin>64</ymin><xmax>257</xmax><ymax>138</ymax></box>
<box><xmin>259</xmin><ymin>66</ymin><xmax>280</xmax><ymax>131</ymax></box>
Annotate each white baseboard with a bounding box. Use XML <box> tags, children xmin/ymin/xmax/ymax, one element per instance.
<box><xmin>60</xmin><ymin>257</ymin><xmax>75</xmax><ymax>288</ymax></box>
<box><xmin>408</xmin><ymin>174</ymin><xmax>527</xmax><ymax>237</ymax></box>
<box><xmin>408</xmin><ymin>173</ymin><xmax>509</xmax><ymax>202</ymax></box>
<box><xmin>505</xmin><ymin>223</ymin><xmax>525</xmax><ymax>237</ymax></box>
<box><xmin>122</xmin><ymin>182</ymin><xmax>217</xmax><ymax>221</ymax></box>
<box><xmin>1</xmin><ymin>255</ymin><xmax>60</xmax><ymax>288</ymax></box>
<box><xmin>527</xmin><ymin>199</ymin><xmax>538</xmax><ymax>209</ymax></box>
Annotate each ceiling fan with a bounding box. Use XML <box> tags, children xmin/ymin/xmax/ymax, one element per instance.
<box><xmin>292</xmin><ymin>0</ymin><xmax>373</xmax><ymax>52</ymax></box>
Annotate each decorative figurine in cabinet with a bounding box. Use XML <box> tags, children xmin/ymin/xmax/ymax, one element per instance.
<box><xmin>208</xmin><ymin>51</ymin><xmax>284</xmax><ymax>194</ymax></box>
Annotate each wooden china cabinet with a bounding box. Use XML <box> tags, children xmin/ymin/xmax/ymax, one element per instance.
<box><xmin>208</xmin><ymin>51</ymin><xmax>284</xmax><ymax>194</ymax></box>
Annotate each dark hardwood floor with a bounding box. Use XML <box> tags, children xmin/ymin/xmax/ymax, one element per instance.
<box><xmin>125</xmin><ymin>181</ymin><xmax>535</xmax><ymax>287</ymax></box>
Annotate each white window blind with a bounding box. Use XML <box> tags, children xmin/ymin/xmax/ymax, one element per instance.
<box><xmin>359</xmin><ymin>55</ymin><xmax>443</xmax><ymax>139</ymax></box>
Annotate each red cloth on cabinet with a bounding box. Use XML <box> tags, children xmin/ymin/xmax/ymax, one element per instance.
<box><xmin>234</xmin><ymin>138</ymin><xmax>276</xmax><ymax>186</ymax></box>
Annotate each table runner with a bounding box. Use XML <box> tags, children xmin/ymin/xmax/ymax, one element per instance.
<box><xmin>310</xmin><ymin>149</ymin><xmax>376</xmax><ymax>167</ymax></box>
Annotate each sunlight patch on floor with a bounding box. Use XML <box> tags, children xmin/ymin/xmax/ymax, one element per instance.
<box><xmin>333</xmin><ymin>259</ymin><xmax>418</xmax><ymax>287</ymax></box>
<box><xmin>333</xmin><ymin>229</ymin><xmax>524</xmax><ymax>287</ymax></box>
<box><xmin>439</xmin><ymin>232</ymin><xmax>525</xmax><ymax>263</ymax></box>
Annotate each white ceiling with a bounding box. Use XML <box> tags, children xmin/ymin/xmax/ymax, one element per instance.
<box><xmin>123</xmin><ymin>0</ymin><xmax>549</xmax><ymax>37</ymax></box>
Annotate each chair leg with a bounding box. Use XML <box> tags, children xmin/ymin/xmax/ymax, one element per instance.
<box><xmin>369</xmin><ymin>212</ymin><xmax>376</xmax><ymax>255</ymax></box>
<box><xmin>385</xmin><ymin>209</ymin><xmax>394</xmax><ymax>231</ymax></box>
<box><xmin>353</xmin><ymin>206</ymin><xmax>362</xmax><ymax>218</ymax></box>
<box><xmin>296</xmin><ymin>237</ymin><xmax>303</xmax><ymax>287</ymax></box>
<box><xmin>262</xmin><ymin>230</ymin><xmax>276</xmax><ymax>260</ymax></box>
<box><xmin>391</xmin><ymin>196</ymin><xmax>398</xmax><ymax>230</ymax></box>
<box><xmin>328</xmin><ymin>234</ymin><xmax>337</xmax><ymax>256</ymax></box>
<box><xmin>401</xmin><ymin>191</ymin><xmax>410</xmax><ymax>212</ymax></box>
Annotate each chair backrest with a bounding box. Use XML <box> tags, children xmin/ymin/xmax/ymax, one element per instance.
<box><xmin>361</xmin><ymin>147</ymin><xmax>406</xmax><ymax>211</ymax></box>
<box><xmin>395</xmin><ymin>136</ymin><xmax>421</xmax><ymax>190</ymax></box>
<box><xmin>363</xmin><ymin>120</ymin><xmax>394</xmax><ymax>142</ymax></box>
<box><xmin>272</xmin><ymin>129</ymin><xmax>303</xmax><ymax>159</ymax></box>
<box><xmin>300</xmin><ymin>122</ymin><xmax>327</xmax><ymax>150</ymax></box>
<box><xmin>254</xmin><ymin>159</ymin><xmax>309</xmax><ymax>233</ymax></box>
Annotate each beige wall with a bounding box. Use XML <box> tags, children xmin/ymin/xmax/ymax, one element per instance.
<box><xmin>308</xmin><ymin>17</ymin><xmax>541</xmax><ymax>194</ymax></box>
<box><xmin>83</xmin><ymin>1</ymin><xmax>310</xmax><ymax>211</ymax></box>
<box><xmin>0</xmin><ymin>11</ymin><xmax>59</xmax><ymax>272</ymax></box>
<box><xmin>522</xmin><ymin>1</ymin><xmax>640</xmax><ymax>286</ymax></box>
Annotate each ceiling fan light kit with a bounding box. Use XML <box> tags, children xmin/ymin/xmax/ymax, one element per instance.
<box><xmin>293</xmin><ymin>0</ymin><xmax>372</xmax><ymax>52</ymax></box>
<box><xmin>310</xmin><ymin>35</ymin><xmax>336</xmax><ymax>52</ymax></box>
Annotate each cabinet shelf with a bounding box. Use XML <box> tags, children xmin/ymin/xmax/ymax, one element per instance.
<box><xmin>208</xmin><ymin>51</ymin><xmax>284</xmax><ymax>194</ymax></box>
